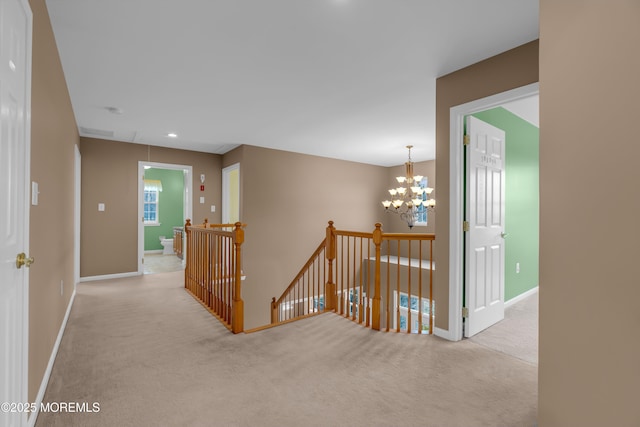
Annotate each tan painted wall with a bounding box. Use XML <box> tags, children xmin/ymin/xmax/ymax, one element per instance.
<box><xmin>235</xmin><ymin>145</ymin><xmax>389</xmax><ymax>329</ymax></box>
<box><xmin>28</xmin><ymin>0</ymin><xmax>79</xmax><ymax>404</ymax></box>
<box><xmin>538</xmin><ymin>2</ymin><xmax>640</xmax><ymax>425</ymax></box>
<box><xmin>80</xmin><ymin>138</ymin><xmax>222</xmax><ymax>277</ymax></box>
<box><xmin>434</xmin><ymin>40</ymin><xmax>539</xmax><ymax>330</ymax></box>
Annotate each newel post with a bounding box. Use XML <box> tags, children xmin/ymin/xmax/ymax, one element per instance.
<box><xmin>184</xmin><ymin>219</ymin><xmax>192</xmax><ymax>291</ymax></box>
<box><xmin>372</xmin><ymin>223</ymin><xmax>383</xmax><ymax>331</ymax></box>
<box><xmin>324</xmin><ymin>220</ymin><xmax>337</xmax><ymax>311</ymax></box>
<box><xmin>232</xmin><ymin>222</ymin><xmax>244</xmax><ymax>333</ymax></box>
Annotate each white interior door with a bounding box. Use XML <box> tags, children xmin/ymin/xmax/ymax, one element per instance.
<box><xmin>0</xmin><ymin>0</ymin><xmax>32</xmax><ymax>425</ymax></box>
<box><xmin>464</xmin><ymin>116</ymin><xmax>505</xmax><ymax>337</ymax></box>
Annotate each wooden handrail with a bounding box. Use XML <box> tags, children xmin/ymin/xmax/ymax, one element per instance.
<box><xmin>184</xmin><ymin>219</ymin><xmax>246</xmax><ymax>333</ymax></box>
<box><xmin>271</xmin><ymin>221</ymin><xmax>436</xmax><ymax>335</ymax></box>
<box><xmin>273</xmin><ymin>239</ymin><xmax>327</xmax><ymax>307</ymax></box>
<box><xmin>271</xmin><ymin>238</ymin><xmax>328</xmax><ymax>324</ymax></box>
<box><xmin>382</xmin><ymin>233</ymin><xmax>436</xmax><ymax>240</ymax></box>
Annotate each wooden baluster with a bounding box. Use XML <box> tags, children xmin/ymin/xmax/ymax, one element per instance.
<box><xmin>307</xmin><ymin>263</ymin><xmax>311</xmax><ymax>315</ymax></box>
<box><xmin>184</xmin><ymin>219</ymin><xmax>191</xmax><ymax>292</ymax></box>
<box><xmin>205</xmin><ymin>231</ymin><xmax>211</xmax><ymax>308</ymax></box>
<box><xmin>216</xmin><ymin>234</ymin><xmax>222</xmax><ymax>318</ymax></box>
<box><xmin>339</xmin><ymin>236</ymin><xmax>344</xmax><ymax>315</ymax></box>
<box><xmin>225</xmin><ymin>235</ymin><xmax>230</xmax><ymax>324</ymax></box>
<box><xmin>324</xmin><ymin>221</ymin><xmax>336</xmax><ymax>312</ymax></box>
<box><xmin>429</xmin><ymin>239</ymin><xmax>433</xmax><ymax>335</ymax></box>
<box><xmin>371</xmin><ymin>223</ymin><xmax>382</xmax><ymax>331</ymax></box>
<box><xmin>232</xmin><ymin>222</ymin><xmax>244</xmax><ymax>334</ymax></box>
<box><xmin>418</xmin><ymin>241</ymin><xmax>423</xmax><ymax>334</ymax></box>
<box><xmin>386</xmin><ymin>240</ymin><xmax>390</xmax><ymax>332</ymax></box>
<box><xmin>357</xmin><ymin>237</ymin><xmax>363</xmax><ymax>324</ymax></box>
<box><xmin>407</xmin><ymin>240</ymin><xmax>411</xmax><ymax>334</ymax></box>
<box><xmin>396</xmin><ymin>239</ymin><xmax>401</xmax><ymax>332</ymax></box>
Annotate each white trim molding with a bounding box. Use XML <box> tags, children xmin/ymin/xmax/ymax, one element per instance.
<box><xmin>505</xmin><ymin>286</ymin><xmax>538</xmax><ymax>308</ymax></box>
<box><xmin>448</xmin><ymin>82</ymin><xmax>539</xmax><ymax>342</ymax></box>
<box><xmin>80</xmin><ymin>271</ymin><xmax>140</xmax><ymax>282</ymax></box>
<box><xmin>138</xmin><ymin>161</ymin><xmax>193</xmax><ymax>275</ymax></box>
<box><xmin>27</xmin><ymin>289</ymin><xmax>76</xmax><ymax>427</ymax></box>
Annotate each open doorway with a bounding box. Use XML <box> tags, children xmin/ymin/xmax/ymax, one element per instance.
<box><xmin>222</xmin><ymin>163</ymin><xmax>240</xmax><ymax>224</ymax></box>
<box><xmin>137</xmin><ymin>161</ymin><xmax>193</xmax><ymax>274</ymax></box>
<box><xmin>447</xmin><ymin>83</ymin><xmax>539</xmax><ymax>347</ymax></box>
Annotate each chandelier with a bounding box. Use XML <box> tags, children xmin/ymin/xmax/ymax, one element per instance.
<box><xmin>382</xmin><ymin>145</ymin><xmax>435</xmax><ymax>228</ymax></box>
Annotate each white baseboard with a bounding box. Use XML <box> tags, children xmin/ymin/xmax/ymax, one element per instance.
<box><xmin>144</xmin><ymin>249</ymin><xmax>163</xmax><ymax>254</ymax></box>
<box><xmin>27</xmin><ymin>289</ymin><xmax>76</xmax><ymax>427</ymax></box>
<box><xmin>434</xmin><ymin>326</ymin><xmax>458</xmax><ymax>341</ymax></box>
<box><xmin>80</xmin><ymin>271</ymin><xmax>140</xmax><ymax>282</ymax></box>
<box><xmin>505</xmin><ymin>286</ymin><xmax>538</xmax><ymax>308</ymax></box>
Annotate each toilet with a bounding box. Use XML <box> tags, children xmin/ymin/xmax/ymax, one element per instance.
<box><xmin>159</xmin><ymin>236</ymin><xmax>174</xmax><ymax>255</ymax></box>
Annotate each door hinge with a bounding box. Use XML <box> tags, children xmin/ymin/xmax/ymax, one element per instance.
<box><xmin>463</xmin><ymin>221</ymin><xmax>470</xmax><ymax>232</ymax></box>
<box><xmin>463</xmin><ymin>135</ymin><xmax>470</xmax><ymax>146</ymax></box>
<box><xmin>462</xmin><ymin>307</ymin><xmax>469</xmax><ymax>318</ymax></box>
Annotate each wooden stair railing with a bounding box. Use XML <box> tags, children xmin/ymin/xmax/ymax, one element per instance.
<box><xmin>184</xmin><ymin>219</ymin><xmax>245</xmax><ymax>333</ymax></box>
<box><xmin>272</xmin><ymin>221</ymin><xmax>435</xmax><ymax>334</ymax></box>
<box><xmin>271</xmin><ymin>239</ymin><xmax>328</xmax><ymax>324</ymax></box>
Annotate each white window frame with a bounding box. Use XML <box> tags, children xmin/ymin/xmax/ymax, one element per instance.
<box><xmin>143</xmin><ymin>185</ymin><xmax>160</xmax><ymax>226</ymax></box>
<box><xmin>413</xmin><ymin>177</ymin><xmax>430</xmax><ymax>227</ymax></box>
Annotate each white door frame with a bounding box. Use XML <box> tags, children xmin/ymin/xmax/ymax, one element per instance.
<box><xmin>445</xmin><ymin>82</ymin><xmax>539</xmax><ymax>342</ymax></box>
<box><xmin>74</xmin><ymin>145</ymin><xmax>81</xmax><ymax>286</ymax></box>
<box><xmin>137</xmin><ymin>161</ymin><xmax>192</xmax><ymax>274</ymax></box>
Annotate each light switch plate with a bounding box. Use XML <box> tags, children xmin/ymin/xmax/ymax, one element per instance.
<box><xmin>98</xmin><ymin>203</ymin><xmax>105</xmax><ymax>211</ymax></box>
<box><xmin>31</xmin><ymin>182</ymin><xmax>39</xmax><ymax>205</ymax></box>
<box><xmin>199</xmin><ymin>196</ymin><xmax>205</xmax><ymax>204</ymax></box>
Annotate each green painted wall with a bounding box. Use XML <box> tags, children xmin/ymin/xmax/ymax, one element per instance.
<box><xmin>144</xmin><ymin>168</ymin><xmax>185</xmax><ymax>251</ymax></box>
<box><xmin>472</xmin><ymin>107</ymin><xmax>539</xmax><ymax>301</ymax></box>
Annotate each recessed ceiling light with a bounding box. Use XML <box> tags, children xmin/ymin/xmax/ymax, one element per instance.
<box><xmin>167</xmin><ymin>133</ymin><xmax>177</xmax><ymax>138</ymax></box>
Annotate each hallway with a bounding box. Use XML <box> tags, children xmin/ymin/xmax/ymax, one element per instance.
<box><xmin>36</xmin><ymin>271</ymin><xmax>537</xmax><ymax>427</ymax></box>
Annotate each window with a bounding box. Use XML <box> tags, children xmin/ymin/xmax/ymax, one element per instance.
<box><xmin>414</xmin><ymin>177</ymin><xmax>429</xmax><ymax>226</ymax></box>
<box><xmin>143</xmin><ymin>179</ymin><xmax>162</xmax><ymax>225</ymax></box>
<box><xmin>396</xmin><ymin>291</ymin><xmax>434</xmax><ymax>334</ymax></box>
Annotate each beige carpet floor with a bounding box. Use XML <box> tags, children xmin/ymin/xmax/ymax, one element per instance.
<box><xmin>469</xmin><ymin>292</ymin><xmax>538</xmax><ymax>365</ymax></box>
<box><xmin>35</xmin><ymin>272</ymin><xmax>537</xmax><ymax>427</ymax></box>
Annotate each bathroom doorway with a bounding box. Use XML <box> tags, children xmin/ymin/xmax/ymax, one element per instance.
<box><xmin>137</xmin><ymin>161</ymin><xmax>193</xmax><ymax>274</ymax></box>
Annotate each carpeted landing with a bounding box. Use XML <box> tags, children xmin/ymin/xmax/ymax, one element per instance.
<box><xmin>35</xmin><ymin>271</ymin><xmax>537</xmax><ymax>427</ymax></box>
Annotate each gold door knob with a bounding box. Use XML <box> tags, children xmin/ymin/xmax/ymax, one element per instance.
<box><xmin>16</xmin><ymin>253</ymin><xmax>35</xmax><ymax>269</ymax></box>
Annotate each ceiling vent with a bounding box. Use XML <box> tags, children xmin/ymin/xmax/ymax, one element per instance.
<box><xmin>79</xmin><ymin>127</ymin><xmax>114</xmax><ymax>138</ymax></box>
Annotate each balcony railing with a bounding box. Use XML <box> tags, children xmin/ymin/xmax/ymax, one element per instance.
<box><xmin>184</xmin><ymin>219</ymin><xmax>245</xmax><ymax>333</ymax></box>
<box><xmin>272</xmin><ymin>221</ymin><xmax>435</xmax><ymax>334</ymax></box>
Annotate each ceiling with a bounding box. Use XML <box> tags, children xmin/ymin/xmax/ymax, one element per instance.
<box><xmin>46</xmin><ymin>0</ymin><xmax>539</xmax><ymax>167</ymax></box>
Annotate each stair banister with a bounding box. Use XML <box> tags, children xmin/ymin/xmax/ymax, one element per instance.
<box><xmin>325</xmin><ymin>220</ymin><xmax>337</xmax><ymax>311</ymax></box>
